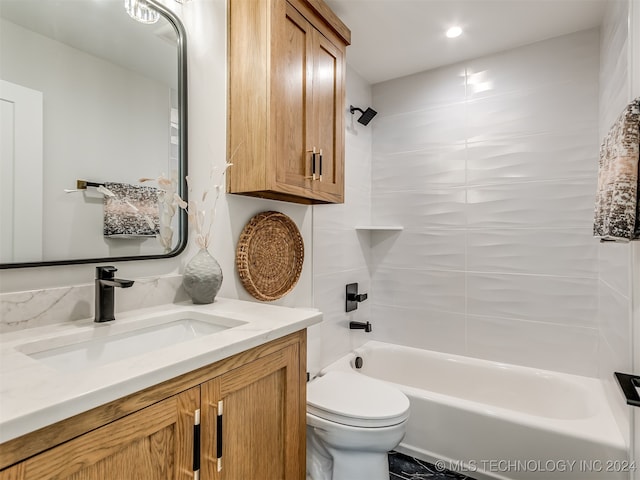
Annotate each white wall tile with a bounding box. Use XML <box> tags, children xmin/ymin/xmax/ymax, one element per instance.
<box><xmin>597</xmin><ymin>0</ymin><xmax>633</xmax><ymax>445</ymax></box>
<box><xmin>372</xmin><ymin>145</ymin><xmax>466</xmax><ymax>190</ymax></box>
<box><xmin>373</xmin><ymin>267</ymin><xmax>466</xmax><ymax>314</ymax></box>
<box><xmin>467</xmin><ymin>228</ymin><xmax>598</xmax><ymax>277</ymax></box>
<box><xmin>373</xmin><ymin>103</ymin><xmax>467</xmax><ymax>154</ymax></box>
<box><xmin>465</xmin><ymin>29</ymin><xmax>600</xmax><ymax>100</ymax></box>
<box><xmin>310</xmin><ymin>268</ymin><xmax>372</xmax><ymax>375</ymax></box>
<box><xmin>466</xmin><ymin>179</ymin><xmax>596</xmax><ymax>229</ymax></box>
<box><xmin>373</xmin><ymin>188</ymin><xmax>466</xmax><ymax>228</ymax></box>
<box><xmin>313</xmin><ymin>228</ymin><xmax>370</xmax><ymax>276</ymax></box>
<box><xmin>466</xmin><ymin>314</ymin><xmax>599</xmax><ymax>376</ymax></box>
<box><xmin>467</xmin><ymin>272</ymin><xmax>598</xmax><ymax>327</ymax></box>
<box><xmin>371</xmin><ymin>229</ymin><xmax>466</xmax><ymax>272</ymax></box>
<box><xmin>599</xmin><ymin>0</ymin><xmax>630</xmax><ymax>139</ymax></box>
<box><xmin>314</xmin><ymin>269</ymin><xmax>370</xmax><ymax>319</ymax></box>
<box><xmin>367</xmin><ymin>29</ymin><xmax>604</xmax><ymax>378</ymax></box>
<box><xmin>344</xmin><ymin>141</ymin><xmax>372</xmax><ymax>195</ymax></box>
<box><xmin>372</xmin><ymin>63</ymin><xmax>466</xmax><ymax>115</ymax></box>
<box><xmin>312</xmin><ymin>190</ymin><xmax>370</xmax><ymax>232</ymax></box>
<box><xmin>599</xmin><ymin>242</ymin><xmax>632</xmax><ymax>296</ymax></box>
<box><xmin>598</xmin><ymin>334</ymin><xmax>631</xmax><ymax>444</ymax></box>
<box><xmin>598</xmin><ymin>281</ymin><xmax>632</xmax><ymax>361</ymax></box>
<box><xmin>466</xmin><ymin>132</ymin><xmax>598</xmax><ymax>186</ymax></box>
<box><xmin>309</xmin><ymin>66</ymin><xmax>374</xmax><ymax>372</ymax></box>
<box><xmin>466</xmin><ymin>82</ymin><xmax>598</xmax><ymax>143</ymax></box>
<box><xmin>370</xmin><ymin>304</ymin><xmax>466</xmax><ymax>355</ymax></box>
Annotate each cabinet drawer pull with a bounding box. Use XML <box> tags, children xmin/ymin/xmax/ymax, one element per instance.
<box><xmin>318</xmin><ymin>149</ymin><xmax>323</xmax><ymax>181</ymax></box>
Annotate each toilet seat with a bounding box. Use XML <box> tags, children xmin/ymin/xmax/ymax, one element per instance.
<box><xmin>307</xmin><ymin>371</ymin><xmax>410</xmax><ymax>428</ymax></box>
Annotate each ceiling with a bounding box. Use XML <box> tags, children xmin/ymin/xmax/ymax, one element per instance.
<box><xmin>325</xmin><ymin>0</ymin><xmax>610</xmax><ymax>84</ymax></box>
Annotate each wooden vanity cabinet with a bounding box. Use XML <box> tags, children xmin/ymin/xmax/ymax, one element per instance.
<box><xmin>0</xmin><ymin>331</ymin><xmax>306</xmax><ymax>480</ymax></box>
<box><xmin>227</xmin><ymin>0</ymin><xmax>350</xmax><ymax>204</ymax></box>
<box><xmin>0</xmin><ymin>388</ymin><xmax>199</xmax><ymax>480</ymax></box>
<box><xmin>201</xmin><ymin>344</ymin><xmax>302</xmax><ymax>479</ymax></box>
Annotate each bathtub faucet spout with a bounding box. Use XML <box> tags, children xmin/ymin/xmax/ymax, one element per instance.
<box><xmin>349</xmin><ymin>321</ymin><xmax>372</xmax><ymax>332</ymax></box>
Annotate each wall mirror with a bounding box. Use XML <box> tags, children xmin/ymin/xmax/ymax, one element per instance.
<box><xmin>0</xmin><ymin>0</ymin><xmax>187</xmax><ymax>268</ymax></box>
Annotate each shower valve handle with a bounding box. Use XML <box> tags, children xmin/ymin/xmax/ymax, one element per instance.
<box><xmin>346</xmin><ymin>283</ymin><xmax>367</xmax><ymax>312</ymax></box>
<box><xmin>347</xmin><ymin>292</ymin><xmax>368</xmax><ymax>302</ymax></box>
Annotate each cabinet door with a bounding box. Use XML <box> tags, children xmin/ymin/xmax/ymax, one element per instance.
<box><xmin>201</xmin><ymin>345</ymin><xmax>303</xmax><ymax>480</ymax></box>
<box><xmin>275</xmin><ymin>3</ymin><xmax>315</xmax><ymax>195</ymax></box>
<box><xmin>0</xmin><ymin>464</ymin><xmax>24</xmax><ymax>480</ymax></box>
<box><xmin>310</xmin><ymin>29</ymin><xmax>344</xmax><ymax>202</ymax></box>
<box><xmin>276</xmin><ymin>2</ymin><xmax>345</xmax><ymax>203</ymax></box>
<box><xmin>3</xmin><ymin>388</ymin><xmax>199</xmax><ymax>480</ymax></box>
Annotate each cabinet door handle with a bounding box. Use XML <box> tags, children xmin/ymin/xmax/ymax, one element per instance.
<box><xmin>306</xmin><ymin>147</ymin><xmax>317</xmax><ymax>180</ymax></box>
<box><xmin>311</xmin><ymin>148</ymin><xmax>317</xmax><ymax>181</ymax></box>
<box><xmin>193</xmin><ymin>409</ymin><xmax>201</xmax><ymax>479</ymax></box>
<box><xmin>318</xmin><ymin>149</ymin><xmax>323</xmax><ymax>182</ymax></box>
<box><xmin>216</xmin><ymin>400</ymin><xmax>223</xmax><ymax>472</ymax></box>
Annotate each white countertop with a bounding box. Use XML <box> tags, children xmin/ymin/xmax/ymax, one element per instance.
<box><xmin>0</xmin><ymin>297</ymin><xmax>322</xmax><ymax>443</ymax></box>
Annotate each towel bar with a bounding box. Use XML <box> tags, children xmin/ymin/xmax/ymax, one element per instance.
<box><xmin>76</xmin><ymin>180</ymin><xmax>105</xmax><ymax>189</ymax></box>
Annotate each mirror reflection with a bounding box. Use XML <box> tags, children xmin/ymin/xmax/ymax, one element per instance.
<box><xmin>0</xmin><ymin>0</ymin><xmax>187</xmax><ymax>267</ymax></box>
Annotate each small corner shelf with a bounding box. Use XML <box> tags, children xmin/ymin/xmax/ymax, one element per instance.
<box><xmin>355</xmin><ymin>225</ymin><xmax>404</xmax><ymax>231</ymax></box>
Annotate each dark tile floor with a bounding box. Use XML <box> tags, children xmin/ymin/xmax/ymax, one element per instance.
<box><xmin>389</xmin><ymin>451</ymin><xmax>478</xmax><ymax>480</ymax></box>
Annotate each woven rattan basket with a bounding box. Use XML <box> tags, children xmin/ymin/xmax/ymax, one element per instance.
<box><xmin>236</xmin><ymin>211</ymin><xmax>304</xmax><ymax>301</ymax></box>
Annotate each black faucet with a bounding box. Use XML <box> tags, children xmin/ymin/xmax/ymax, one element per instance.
<box><xmin>349</xmin><ymin>321</ymin><xmax>372</xmax><ymax>332</ymax></box>
<box><xmin>95</xmin><ymin>266</ymin><xmax>134</xmax><ymax>323</ymax></box>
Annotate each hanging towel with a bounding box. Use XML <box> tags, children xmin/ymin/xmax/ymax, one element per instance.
<box><xmin>103</xmin><ymin>182</ymin><xmax>160</xmax><ymax>238</ymax></box>
<box><xmin>593</xmin><ymin>98</ymin><xmax>640</xmax><ymax>242</ymax></box>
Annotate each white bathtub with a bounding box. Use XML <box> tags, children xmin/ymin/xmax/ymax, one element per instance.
<box><xmin>321</xmin><ymin>341</ymin><xmax>628</xmax><ymax>480</ymax></box>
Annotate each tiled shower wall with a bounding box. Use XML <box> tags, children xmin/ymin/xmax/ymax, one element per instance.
<box><xmin>369</xmin><ymin>29</ymin><xmax>601</xmax><ymax>377</ymax></box>
<box><xmin>309</xmin><ymin>66</ymin><xmax>373</xmax><ymax>376</ymax></box>
<box><xmin>597</xmin><ymin>0</ymin><xmax>633</xmax><ymax>446</ymax></box>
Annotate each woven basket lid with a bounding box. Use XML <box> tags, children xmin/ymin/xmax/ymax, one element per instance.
<box><xmin>236</xmin><ymin>211</ymin><xmax>304</xmax><ymax>301</ymax></box>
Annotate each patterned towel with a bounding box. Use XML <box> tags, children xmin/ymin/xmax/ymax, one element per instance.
<box><xmin>103</xmin><ymin>182</ymin><xmax>160</xmax><ymax>237</ymax></box>
<box><xmin>593</xmin><ymin>98</ymin><xmax>640</xmax><ymax>242</ymax></box>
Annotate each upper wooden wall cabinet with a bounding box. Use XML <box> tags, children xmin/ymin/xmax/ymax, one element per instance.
<box><xmin>227</xmin><ymin>0</ymin><xmax>351</xmax><ymax>204</ymax></box>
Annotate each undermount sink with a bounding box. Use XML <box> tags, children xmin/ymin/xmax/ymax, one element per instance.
<box><xmin>19</xmin><ymin>310</ymin><xmax>246</xmax><ymax>372</ymax></box>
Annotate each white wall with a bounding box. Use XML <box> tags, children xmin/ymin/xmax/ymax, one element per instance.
<box><xmin>0</xmin><ymin>0</ymin><xmax>313</xmax><ymax>328</ymax></box>
<box><xmin>598</xmin><ymin>0</ymin><xmax>634</xmax><ymax>448</ymax></box>
<box><xmin>369</xmin><ymin>29</ymin><xmax>601</xmax><ymax>377</ymax></box>
<box><xmin>308</xmin><ymin>66</ymin><xmax>373</xmax><ymax>376</ymax></box>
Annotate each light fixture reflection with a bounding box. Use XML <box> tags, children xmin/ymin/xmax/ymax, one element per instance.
<box><xmin>124</xmin><ymin>0</ymin><xmax>160</xmax><ymax>24</ymax></box>
<box><xmin>446</xmin><ymin>26</ymin><xmax>463</xmax><ymax>38</ymax></box>
<box><xmin>467</xmin><ymin>70</ymin><xmax>493</xmax><ymax>93</ymax></box>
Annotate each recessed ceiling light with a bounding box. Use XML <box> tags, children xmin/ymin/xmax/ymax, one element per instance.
<box><xmin>446</xmin><ymin>26</ymin><xmax>463</xmax><ymax>38</ymax></box>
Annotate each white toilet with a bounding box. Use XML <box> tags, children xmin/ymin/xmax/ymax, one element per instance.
<box><xmin>306</xmin><ymin>370</ymin><xmax>410</xmax><ymax>480</ymax></box>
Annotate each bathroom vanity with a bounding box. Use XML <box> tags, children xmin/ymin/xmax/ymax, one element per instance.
<box><xmin>0</xmin><ymin>299</ymin><xmax>320</xmax><ymax>479</ymax></box>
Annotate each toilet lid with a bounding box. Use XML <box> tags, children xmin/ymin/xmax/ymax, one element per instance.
<box><xmin>307</xmin><ymin>371</ymin><xmax>410</xmax><ymax>428</ymax></box>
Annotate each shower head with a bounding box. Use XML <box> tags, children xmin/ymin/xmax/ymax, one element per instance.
<box><xmin>350</xmin><ymin>105</ymin><xmax>378</xmax><ymax>126</ymax></box>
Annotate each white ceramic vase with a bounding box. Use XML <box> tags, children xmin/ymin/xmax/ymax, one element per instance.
<box><xmin>183</xmin><ymin>248</ymin><xmax>223</xmax><ymax>304</ymax></box>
